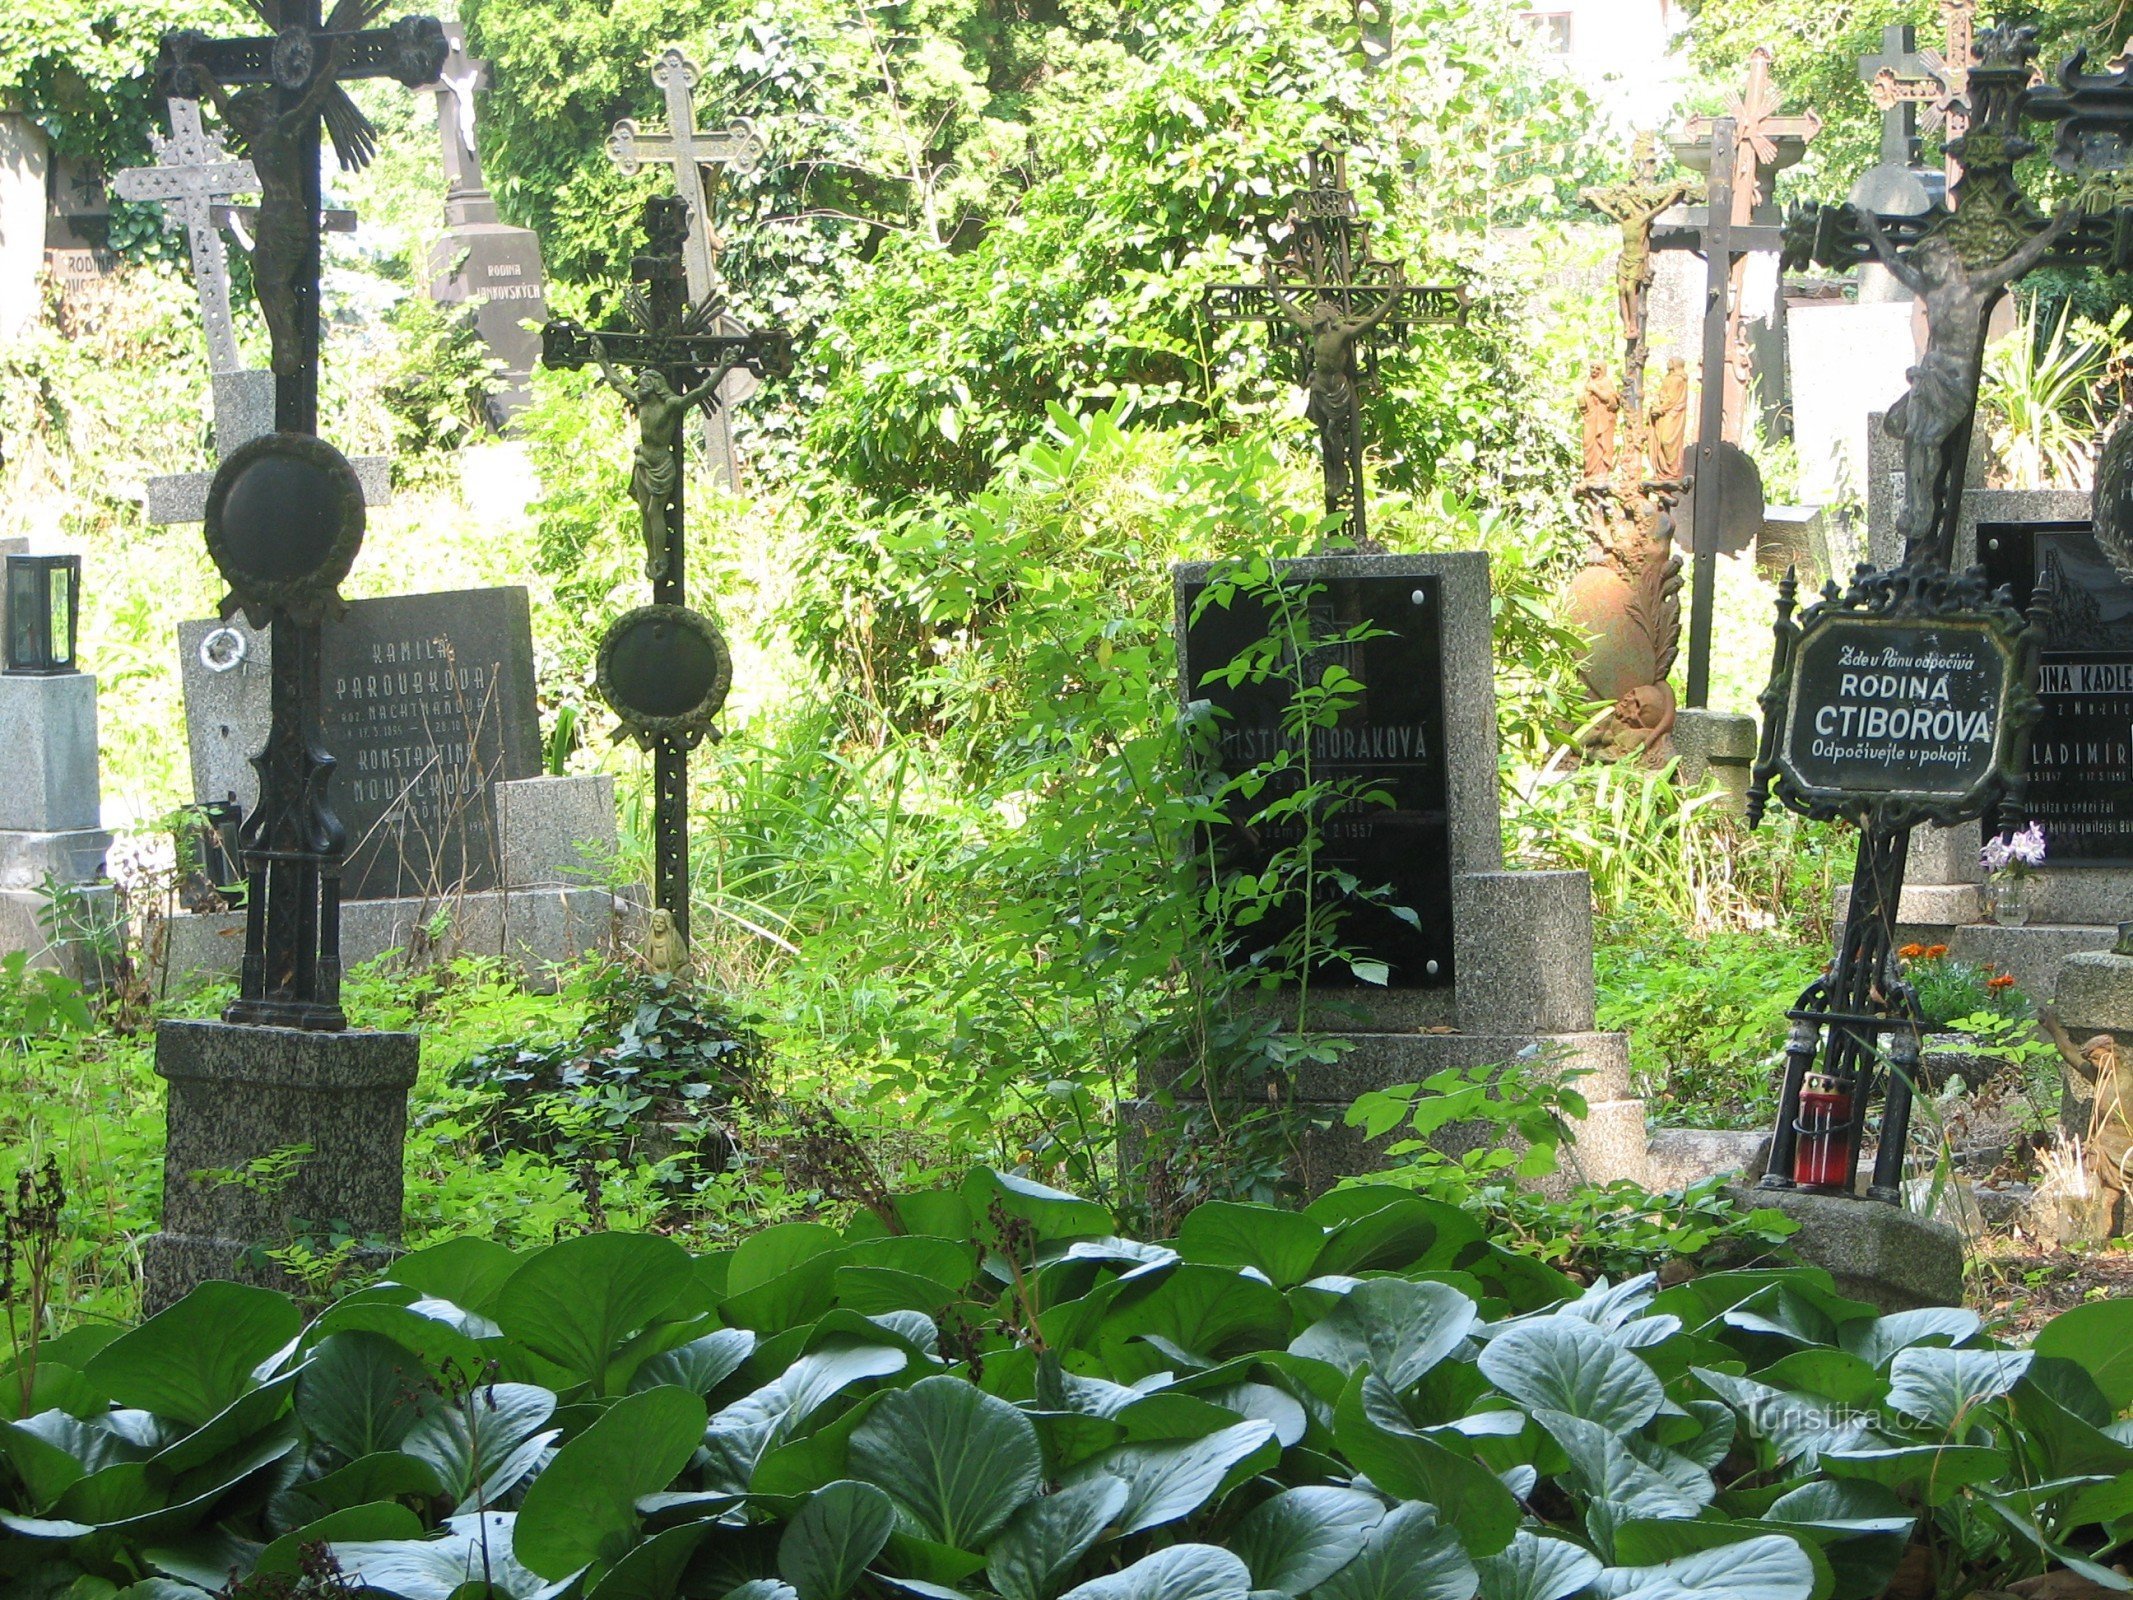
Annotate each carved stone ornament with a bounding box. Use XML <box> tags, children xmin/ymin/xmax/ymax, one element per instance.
<box><xmin>596</xmin><ymin>603</ymin><xmax>733</xmax><ymax>750</ymax></box>
<box><xmin>203</xmin><ymin>430</ymin><xmax>366</xmax><ymax>626</ymax></box>
<box><xmin>1749</xmin><ymin>560</ymin><xmax>2045</xmax><ymax>832</ymax></box>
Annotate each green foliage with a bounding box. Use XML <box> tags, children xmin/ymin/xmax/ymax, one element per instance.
<box><xmin>3</xmin><ymin>1175</ymin><xmax>2127</xmax><ymax>1600</ymax></box>
<box><xmin>1979</xmin><ymin>300</ymin><xmax>2118</xmax><ymax>492</ymax></box>
<box><xmin>378</xmin><ymin>297</ymin><xmax>502</xmax><ymax>473</ymax></box>
<box><xmin>1897</xmin><ymin>946</ymin><xmax>2034</xmax><ymax>1034</ymax></box>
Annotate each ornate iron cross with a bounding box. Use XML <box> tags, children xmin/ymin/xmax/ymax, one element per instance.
<box><xmin>110</xmin><ymin>99</ymin><xmax>257</xmax><ymax>375</ymax></box>
<box><xmin>1203</xmin><ymin>147</ymin><xmax>1466</xmax><ymax>547</ymax></box>
<box><xmin>1859</xmin><ymin>22</ymin><xmax>1937</xmax><ymax>170</ymax></box>
<box><xmin>542</xmin><ymin>198</ymin><xmax>791</xmax><ymax>944</ymax></box>
<box><xmin>155</xmin><ymin>2</ymin><xmax>445</xmax><ymax>1031</ymax></box>
<box><xmin>1866</xmin><ymin>0</ymin><xmax>1977</xmax><ymax>189</ymax></box>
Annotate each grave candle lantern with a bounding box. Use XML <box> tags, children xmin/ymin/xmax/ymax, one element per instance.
<box><xmin>4</xmin><ymin>553</ymin><xmax>81</xmax><ymax>675</ymax></box>
<box><xmin>1791</xmin><ymin>1072</ymin><xmax>1855</xmax><ymax>1189</ymax></box>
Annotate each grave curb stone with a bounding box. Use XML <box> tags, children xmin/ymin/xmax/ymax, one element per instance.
<box><xmin>0</xmin><ymin>827</ymin><xmax>110</xmax><ymax>890</ymax></box>
<box><xmin>497</xmin><ymin>774</ymin><xmax>617</xmax><ymax>888</ymax></box>
<box><xmin>1672</xmin><ymin>708</ymin><xmax>1757</xmax><ymax>808</ymax></box>
<box><xmin>2053</xmin><ymin>948</ymin><xmax>2133</xmax><ymax>1033</ymax></box>
<box><xmin>0</xmin><ymin>672</ymin><xmax>100</xmax><ymax>832</ymax></box>
<box><xmin>144</xmin><ymin>1017</ymin><xmax>418</xmax><ymax>1313</ymax></box>
<box><xmin>1724</xmin><ymin>1183</ymin><xmax>1964</xmax><ymax>1311</ymax></box>
<box><xmin>1646</xmin><ymin>1127</ymin><xmax>1770</xmax><ymax>1191</ymax></box>
<box><xmin>1452</xmin><ymin>869</ymin><xmax>1595</xmax><ymax>1035</ymax></box>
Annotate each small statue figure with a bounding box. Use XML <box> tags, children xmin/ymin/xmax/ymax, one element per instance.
<box><xmin>1271</xmin><ymin>275</ymin><xmax>1403</xmax><ymax>532</ymax></box>
<box><xmin>1580</xmin><ymin>361</ymin><xmax>1620</xmax><ymax>481</ymax></box>
<box><xmin>644</xmin><ymin>906</ymin><xmax>691</xmax><ymax>978</ymax></box>
<box><xmin>1646</xmin><ymin>357</ymin><xmax>1690</xmax><ymax>481</ymax></box>
<box><xmin>590</xmin><ymin>335</ymin><xmax>733</xmax><ymax>581</ymax></box>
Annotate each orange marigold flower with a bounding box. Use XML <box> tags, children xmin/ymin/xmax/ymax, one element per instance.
<box><xmin>1899</xmin><ymin>943</ymin><xmax>1927</xmax><ymax>959</ymax></box>
<box><xmin>1988</xmin><ymin>974</ymin><xmax>2017</xmax><ymax>990</ymax></box>
<box><xmin>1924</xmin><ymin>944</ymin><xmax>1950</xmax><ymax>959</ymax></box>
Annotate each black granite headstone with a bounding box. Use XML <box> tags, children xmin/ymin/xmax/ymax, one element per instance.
<box><xmin>1983</xmin><ymin>519</ymin><xmax>2133</xmax><ymax>866</ymax></box>
<box><xmin>181</xmin><ymin>587</ymin><xmax>542</xmax><ymax>901</ymax></box>
<box><xmin>1177</xmin><ymin>570</ymin><xmax>1453</xmax><ymax>989</ymax></box>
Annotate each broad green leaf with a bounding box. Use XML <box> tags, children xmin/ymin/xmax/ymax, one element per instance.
<box><xmin>1834</xmin><ymin>1308</ymin><xmax>1979</xmax><ymax>1370</ymax></box>
<box><xmin>2035</xmin><ymin>1299</ymin><xmax>2133</xmax><ymax>1410</ymax></box>
<box><xmin>1290</xmin><ymin>1279</ymin><xmax>1478</xmax><ymax>1390</ymax></box>
<box><xmin>1591</xmin><ymin>1534</ymin><xmax>1816</xmax><ymax>1600</ymax></box>
<box><xmin>0</xmin><ymin>1415</ymin><xmax>89</xmax><ymax>1511</ymax></box>
<box><xmin>1531</xmin><ymin>1410</ymin><xmax>1708</xmax><ymax>1520</ymax></box>
<box><xmin>400</xmin><ymin>1381</ymin><xmax>559</xmax><ymax>1516</ymax></box>
<box><xmin>1691</xmin><ymin>1369</ymin><xmax>1872</xmax><ymax>1468</ymax></box>
<box><xmin>704</xmin><ymin>1340</ymin><xmax>908</xmax><ymax>1492</ymax></box>
<box><xmin>848</xmin><ymin>1375</ymin><xmax>1042</xmax><ymax>1548</ymax></box>
<box><xmin>2010</xmin><ymin>1366</ymin><xmax>2133</xmax><ymax>1479</ymax></box>
<box><xmin>291</xmin><ymin>1450</ymin><xmax>446</xmax><ymax>1515</ymax></box>
<box><xmin>1178</xmin><ymin>1203</ymin><xmax>1328</xmax><ymax>1288</ymax></box>
<box><xmin>83</xmin><ymin>1282</ymin><xmax>301</xmax><ymax>1427</ymax></box>
<box><xmin>587</xmin><ymin>1523</ymin><xmax>713</xmax><ymax>1600</ymax></box>
<box><xmin>965</xmin><ymin>1168</ymin><xmax>1113</xmax><ymax>1245</ymax></box>
<box><xmin>1057</xmin><ymin>1543</ymin><xmax>1251</xmax><ymax>1600</ymax></box>
<box><xmin>387</xmin><ymin>1236</ymin><xmax>522</xmax><ymax>1316</ymax></box>
<box><xmin>986</xmin><ymin>1476</ymin><xmax>1130</xmax><ymax>1600</ymax></box>
<box><xmin>1202</xmin><ymin>1382</ymin><xmax>1309</xmax><ymax>1447</ymax></box>
<box><xmin>779</xmin><ymin>1480</ymin><xmax>897</xmax><ymax>1600</ymax></box>
<box><xmin>630</xmin><ymin>1328</ymin><xmax>756</xmax><ymax>1397</ymax></box>
<box><xmin>1475</xmin><ymin>1533</ymin><xmax>1603</xmax><ymax>1600</ymax></box>
<box><xmin>1885</xmin><ymin>1348</ymin><xmax>2031</xmax><ymax>1431</ymax></box>
<box><xmin>1069</xmin><ymin>1420</ymin><xmax>1278</xmax><ymax>1535</ymax></box>
<box><xmin>515</xmin><ymin>1385</ymin><xmax>708</xmax><ymax>1579</ymax></box>
<box><xmin>729</xmin><ymin>1585</ymin><xmax>802</xmax><ymax>1600</ymax></box>
<box><xmin>1229</xmin><ymin>1485</ymin><xmax>1382</xmax><ymax>1594</ymax></box>
<box><xmin>254</xmin><ymin>1502</ymin><xmax>424</xmax><ymax>1576</ymax></box>
<box><xmin>1314</xmin><ymin>1501</ymin><xmax>1478</xmax><ymax>1600</ymax></box>
<box><xmin>1102</xmin><ymin>1265</ymin><xmax>1292</xmax><ymax>1363</ymax></box>
<box><xmin>1755</xmin><ymin>1351</ymin><xmax>1885</xmax><ymax>1409</ymax></box>
<box><xmin>1478</xmin><ymin>1316</ymin><xmax>1663</xmax><ymax>1431</ymax></box>
<box><xmin>492</xmin><ymin>1232</ymin><xmax>697</xmax><ymax>1394</ymax></box>
<box><xmin>1819</xmin><ymin>1444</ymin><xmax>2010</xmax><ymax>1506</ymax></box>
<box><xmin>1332</xmin><ymin>1378</ymin><xmax>1519</xmax><ymax>1555</ymax></box>
<box><xmin>296</xmin><ymin>1332</ymin><xmax>436</xmax><ymax>1462</ymax></box>
<box><xmin>731</xmin><ymin>1223</ymin><xmax>848</xmax><ymax>1297</ymax></box>
<box><xmin>335</xmin><ymin>1510</ymin><xmax>574</xmax><ymax>1600</ymax></box>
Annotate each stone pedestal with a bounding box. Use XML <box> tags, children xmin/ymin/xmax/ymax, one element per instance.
<box><xmin>0</xmin><ymin>671</ymin><xmax>112</xmax><ymax>977</ymax></box>
<box><xmin>1728</xmin><ymin>1185</ymin><xmax>1965</xmax><ymax>1311</ymax></box>
<box><xmin>1671</xmin><ymin>709</ymin><xmax>1757</xmax><ymax>814</ymax></box>
<box><xmin>144</xmin><ymin>1019</ymin><xmax>419</xmax><ymax>1312</ymax></box>
<box><xmin>158</xmin><ymin>773</ymin><xmax>632</xmax><ymax>990</ymax></box>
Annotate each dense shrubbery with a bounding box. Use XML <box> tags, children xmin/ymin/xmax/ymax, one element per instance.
<box><xmin>4</xmin><ymin>1170</ymin><xmax>2132</xmax><ymax>1600</ymax></box>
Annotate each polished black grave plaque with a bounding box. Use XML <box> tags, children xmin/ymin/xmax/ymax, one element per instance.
<box><xmin>1178</xmin><ymin>570</ymin><xmax>1453</xmax><ymax>989</ymax></box>
<box><xmin>1982</xmin><ymin>519</ymin><xmax>2133</xmax><ymax>866</ymax></box>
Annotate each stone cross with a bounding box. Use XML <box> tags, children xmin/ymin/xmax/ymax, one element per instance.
<box><xmin>1682</xmin><ymin>48</ymin><xmax>1818</xmax><ymax>442</ymax></box>
<box><xmin>110</xmin><ymin>98</ymin><xmax>256</xmax><ymax>375</ymax></box>
<box><xmin>1859</xmin><ymin>23</ymin><xmax>1934</xmax><ymax>170</ymax></box>
<box><xmin>607</xmin><ymin>48</ymin><xmax>767</xmax><ymax>485</ymax></box>
<box><xmin>429</xmin><ymin>20</ymin><xmax>485</xmax><ymax>198</ymax></box>
<box><xmin>1866</xmin><ymin>0</ymin><xmax>1976</xmax><ymax>190</ymax></box>
<box><xmin>1202</xmin><ymin>146</ymin><xmax>1465</xmax><ymax>547</ymax></box>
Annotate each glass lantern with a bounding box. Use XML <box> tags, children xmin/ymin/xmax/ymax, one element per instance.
<box><xmin>4</xmin><ymin>554</ymin><xmax>81</xmax><ymax>675</ymax></box>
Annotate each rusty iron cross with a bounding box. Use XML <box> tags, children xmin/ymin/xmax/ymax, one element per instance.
<box><xmin>1869</xmin><ymin>0</ymin><xmax>1978</xmax><ymax>189</ymax></box>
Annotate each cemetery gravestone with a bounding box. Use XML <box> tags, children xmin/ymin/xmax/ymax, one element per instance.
<box><xmin>1790</xmin><ymin>303</ymin><xmax>1916</xmax><ymax>507</ymax></box>
<box><xmin>180</xmin><ymin>587</ymin><xmax>540</xmax><ymax>900</ymax></box>
<box><xmin>423</xmin><ymin>23</ymin><xmax>548</xmax><ymax>424</ymax></box>
<box><xmin>0</xmin><ymin>108</ymin><xmax>46</xmax><ymax>340</ymax></box>
<box><xmin>1161</xmin><ymin>550</ymin><xmax>1650</xmax><ymax>1193</ymax></box>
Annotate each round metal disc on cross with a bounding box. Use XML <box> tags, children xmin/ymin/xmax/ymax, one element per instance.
<box><xmin>1679</xmin><ymin>440</ymin><xmax>1765</xmax><ymax>556</ymax></box>
<box><xmin>203</xmin><ymin>432</ymin><xmax>366</xmax><ymax>618</ymax></box>
<box><xmin>597</xmin><ymin>604</ymin><xmax>732</xmax><ymax>748</ymax></box>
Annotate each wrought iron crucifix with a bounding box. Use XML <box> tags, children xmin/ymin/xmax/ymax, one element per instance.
<box><xmin>542</xmin><ymin>197</ymin><xmax>791</xmax><ymax>946</ymax></box>
<box><xmin>155</xmin><ymin>2</ymin><xmax>445</xmax><ymax>1030</ymax></box>
<box><xmin>1204</xmin><ymin>147</ymin><xmax>1466</xmax><ymax>547</ymax></box>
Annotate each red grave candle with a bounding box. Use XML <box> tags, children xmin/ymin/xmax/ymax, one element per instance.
<box><xmin>1793</xmin><ymin>1080</ymin><xmax>1855</xmax><ymax>1188</ymax></box>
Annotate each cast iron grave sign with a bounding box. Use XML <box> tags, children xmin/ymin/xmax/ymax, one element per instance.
<box><xmin>1178</xmin><ymin>568</ymin><xmax>1454</xmax><ymax>989</ymax></box>
<box><xmin>1982</xmin><ymin>519</ymin><xmax>2133</xmax><ymax>866</ymax></box>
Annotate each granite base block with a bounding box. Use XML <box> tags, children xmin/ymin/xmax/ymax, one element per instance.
<box><xmin>158</xmin><ymin>886</ymin><xmax>634</xmax><ymax>992</ymax></box>
<box><xmin>1646</xmin><ymin>1127</ymin><xmax>1771</xmax><ymax>1191</ymax></box>
<box><xmin>1454</xmin><ymin>870</ymin><xmax>1597</xmax><ymax>1035</ymax></box>
<box><xmin>1730</xmin><ymin>1185</ymin><xmax>1965</xmax><ymax>1311</ymax></box>
<box><xmin>0</xmin><ymin>826</ymin><xmax>110</xmax><ymax>890</ymax></box>
<box><xmin>1948</xmin><ymin>924</ymin><xmax>2119</xmax><ymax>1003</ymax></box>
<box><xmin>146</xmin><ymin>1018</ymin><xmax>418</xmax><ymax>1314</ymax></box>
<box><xmin>2029</xmin><ymin>871</ymin><xmax>2133</xmax><ymax>928</ymax></box>
<box><xmin>2053</xmin><ymin>950</ymin><xmax>2133</xmax><ymax>1033</ymax></box>
<box><xmin>1671</xmin><ymin>710</ymin><xmax>1757</xmax><ymax>813</ymax></box>
<box><xmin>1835</xmin><ymin>882</ymin><xmax>1983</xmax><ymax>930</ymax></box>
<box><xmin>0</xmin><ymin>671</ymin><xmax>100</xmax><ymax>832</ymax></box>
<box><xmin>497</xmin><ymin>774</ymin><xmax>618</xmax><ymax>888</ymax></box>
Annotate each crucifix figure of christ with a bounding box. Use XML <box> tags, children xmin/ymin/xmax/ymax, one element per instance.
<box><xmin>1579</xmin><ymin>132</ymin><xmax>1700</xmax><ymax>414</ymax></box>
<box><xmin>1202</xmin><ymin>147</ymin><xmax>1466</xmax><ymax>547</ymax></box>
<box><xmin>155</xmin><ymin>2</ymin><xmax>445</xmax><ymax>1030</ymax></box>
<box><xmin>608</xmin><ymin>47</ymin><xmax>768</xmax><ymax>486</ymax></box>
<box><xmin>110</xmin><ymin>98</ymin><xmax>257</xmax><ymax>376</ymax></box>
<box><xmin>1867</xmin><ymin>0</ymin><xmax>1977</xmax><ymax>194</ymax></box>
<box><xmin>542</xmin><ymin>197</ymin><xmax>791</xmax><ymax>942</ymax></box>
<box><xmin>1682</xmin><ymin>47</ymin><xmax>1819</xmax><ymax>442</ymax></box>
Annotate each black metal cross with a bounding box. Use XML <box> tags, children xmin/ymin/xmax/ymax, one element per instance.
<box><xmin>1203</xmin><ymin>147</ymin><xmax>1466</xmax><ymax>547</ymax></box>
<box><xmin>155</xmin><ymin>3</ymin><xmax>444</xmax><ymax>1032</ymax></box>
<box><xmin>1650</xmin><ymin>121</ymin><xmax>1782</xmax><ymax>710</ymax></box>
<box><xmin>542</xmin><ymin>198</ymin><xmax>791</xmax><ymax>945</ymax></box>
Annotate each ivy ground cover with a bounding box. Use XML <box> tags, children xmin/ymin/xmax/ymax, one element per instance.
<box><xmin>4</xmin><ymin>1170</ymin><xmax>2131</xmax><ymax>1600</ymax></box>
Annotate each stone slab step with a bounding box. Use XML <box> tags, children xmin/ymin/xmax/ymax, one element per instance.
<box><xmin>1948</xmin><ymin>923</ymin><xmax>2118</xmax><ymax>1002</ymax></box>
<box><xmin>1646</xmin><ymin>1126</ymin><xmax>1769</xmax><ymax>1191</ymax></box>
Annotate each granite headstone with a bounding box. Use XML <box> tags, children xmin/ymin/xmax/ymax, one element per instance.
<box><xmin>180</xmin><ymin>587</ymin><xmax>541</xmax><ymax>901</ymax></box>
